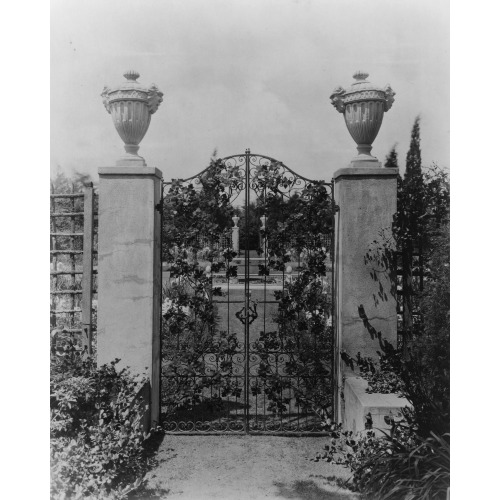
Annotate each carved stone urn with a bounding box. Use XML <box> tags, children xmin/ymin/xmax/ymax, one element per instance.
<box><xmin>102</xmin><ymin>70</ymin><xmax>163</xmax><ymax>166</ymax></box>
<box><xmin>330</xmin><ymin>71</ymin><xmax>395</xmax><ymax>167</ymax></box>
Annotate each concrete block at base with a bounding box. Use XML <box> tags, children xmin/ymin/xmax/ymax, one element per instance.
<box><xmin>343</xmin><ymin>376</ymin><xmax>411</xmax><ymax>436</ymax></box>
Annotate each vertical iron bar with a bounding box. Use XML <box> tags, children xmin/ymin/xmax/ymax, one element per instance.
<box><xmin>226</xmin><ymin>231</ymin><xmax>230</xmax><ymax>340</ymax></box>
<box><xmin>50</xmin><ymin>182</ymin><xmax>58</xmax><ymax>330</ymax></box>
<box><xmin>71</xmin><ymin>183</ymin><xmax>76</xmax><ymax>330</ymax></box>
<box><xmin>82</xmin><ymin>183</ymin><xmax>95</xmax><ymax>357</ymax></box>
<box><xmin>330</xmin><ymin>182</ymin><xmax>336</xmax><ymax>422</ymax></box>
<box><xmin>159</xmin><ymin>180</ymin><xmax>165</xmax><ymax>421</ymax></box>
<box><xmin>331</xmin><ymin>179</ymin><xmax>340</xmax><ymax>423</ymax></box>
<box><xmin>244</xmin><ymin>148</ymin><xmax>250</xmax><ymax>433</ymax></box>
<box><xmin>265</xmin><ymin>196</ymin><xmax>269</xmax><ymax>430</ymax></box>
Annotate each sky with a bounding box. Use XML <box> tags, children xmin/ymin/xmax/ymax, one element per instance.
<box><xmin>51</xmin><ymin>0</ymin><xmax>449</xmax><ymax>183</ymax></box>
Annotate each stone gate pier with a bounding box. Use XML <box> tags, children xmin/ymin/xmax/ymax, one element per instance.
<box><xmin>97</xmin><ymin>72</ymin><xmax>163</xmax><ymax>428</ymax></box>
<box><xmin>331</xmin><ymin>72</ymin><xmax>404</xmax><ymax>429</ymax></box>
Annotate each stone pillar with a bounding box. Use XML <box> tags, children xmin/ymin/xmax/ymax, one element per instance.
<box><xmin>97</xmin><ymin>166</ymin><xmax>163</xmax><ymax>429</ymax></box>
<box><xmin>334</xmin><ymin>167</ymin><xmax>398</xmax><ymax>361</ymax></box>
<box><xmin>330</xmin><ymin>71</ymin><xmax>398</xmax><ymax>427</ymax></box>
<box><xmin>99</xmin><ymin>71</ymin><xmax>163</xmax><ymax>430</ymax></box>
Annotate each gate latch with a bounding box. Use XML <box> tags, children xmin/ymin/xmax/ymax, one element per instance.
<box><xmin>235</xmin><ymin>301</ymin><xmax>258</xmax><ymax>325</ymax></box>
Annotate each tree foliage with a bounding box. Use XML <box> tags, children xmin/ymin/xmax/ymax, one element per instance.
<box><xmin>392</xmin><ymin>118</ymin><xmax>449</xmax><ymax>252</ymax></box>
<box><xmin>161</xmin><ymin>158</ymin><xmax>235</xmax><ymax>258</ymax></box>
<box><xmin>357</xmin><ymin>117</ymin><xmax>450</xmax><ymax>433</ymax></box>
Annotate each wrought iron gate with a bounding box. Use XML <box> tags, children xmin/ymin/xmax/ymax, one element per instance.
<box><xmin>160</xmin><ymin>150</ymin><xmax>338</xmax><ymax>434</ymax></box>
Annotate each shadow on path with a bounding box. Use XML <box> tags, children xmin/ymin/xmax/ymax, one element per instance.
<box><xmin>129</xmin><ymin>432</ymin><xmax>172</xmax><ymax>499</ymax></box>
<box><xmin>274</xmin><ymin>479</ymin><xmax>356</xmax><ymax>500</ymax></box>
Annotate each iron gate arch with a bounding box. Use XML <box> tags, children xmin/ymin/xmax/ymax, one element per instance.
<box><xmin>159</xmin><ymin>150</ymin><xmax>339</xmax><ymax>434</ymax></box>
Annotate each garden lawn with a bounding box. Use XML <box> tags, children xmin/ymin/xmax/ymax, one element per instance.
<box><xmin>135</xmin><ymin>435</ymin><xmax>357</xmax><ymax>499</ymax></box>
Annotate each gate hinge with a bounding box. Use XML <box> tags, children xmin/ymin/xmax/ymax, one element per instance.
<box><xmin>155</xmin><ymin>201</ymin><xmax>163</xmax><ymax>213</ymax></box>
<box><xmin>334</xmin><ymin>204</ymin><xmax>340</xmax><ymax>213</ymax></box>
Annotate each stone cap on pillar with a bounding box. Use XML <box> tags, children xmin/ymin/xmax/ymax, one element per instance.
<box><xmin>333</xmin><ymin>166</ymin><xmax>398</xmax><ymax>181</ymax></box>
<box><xmin>98</xmin><ymin>166</ymin><xmax>163</xmax><ymax>179</ymax></box>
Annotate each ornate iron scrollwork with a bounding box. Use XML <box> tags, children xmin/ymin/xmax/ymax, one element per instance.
<box><xmin>160</xmin><ymin>151</ymin><xmax>337</xmax><ymax>435</ymax></box>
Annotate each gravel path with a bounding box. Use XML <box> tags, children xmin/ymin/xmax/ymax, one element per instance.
<box><xmin>136</xmin><ymin>435</ymin><xmax>358</xmax><ymax>500</ymax></box>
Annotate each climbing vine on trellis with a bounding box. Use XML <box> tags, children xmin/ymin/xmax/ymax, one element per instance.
<box><xmin>161</xmin><ymin>159</ymin><xmax>241</xmax><ymax>416</ymax></box>
<box><xmin>161</xmin><ymin>156</ymin><xmax>337</xmax><ymax>424</ymax></box>
<box><xmin>253</xmin><ymin>177</ymin><xmax>335</xmax><ymax>417</ymax></box>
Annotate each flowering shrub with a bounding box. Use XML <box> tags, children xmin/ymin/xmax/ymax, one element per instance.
<box><xmin>252</xmin><ymin>248</ymin><xmax>334</xmax><ymax>414</ymax></box>
<box><xmin>161</xmin><ymin>251</ymin><xmax>242</xmax><ymax>415</ymax></box>
<box><xmin>196</xmin><ymin>246</ymin><xmax>212</xmax><ymax>261</ymax></box>
<box><xmin>50</xmin><ymin>334</ymin><xmax>152</xmax><ymax>499</ymax></box>
<box><xmin>250</xmin><ymin>180</ymin><xmax>336</xmax><ymax>416</ymax></box>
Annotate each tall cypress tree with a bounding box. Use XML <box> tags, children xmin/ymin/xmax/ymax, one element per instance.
<box><xmin>405</xmin><ymin>117</ymin><xmax>422</xmax><ymax>178</ymax></box>
<box><xmin>404</xmin><ymin>117</ymin><xmax>426</xmax><ymax>243</ymax></box>
<box><xmin>399</xmin><ymin>117</ymin><xmax>426</xmax><ymax>356</ymax></box>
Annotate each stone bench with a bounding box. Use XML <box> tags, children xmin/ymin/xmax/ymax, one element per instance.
<box><xmin>343</xmin><ymin>376</ymin><xmax>412</xmax><ymax>436</ymax></box>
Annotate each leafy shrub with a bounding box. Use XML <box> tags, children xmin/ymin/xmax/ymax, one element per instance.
<box><xmin>50</xmin><ymin>333</ymin><xmax>151</xmax><ymax>499</ymax></box>
<box><xmin>321</xmin><ymin>220</ymin><xmax>450</xmax><ymax>499</ymax></box>
<box><xmin>324</xmin><ymin>223</ymin><xmax>450</xmax><ymax>498</ymax></box>
<box><xmin>366</xmin><ymin>220</ymin><xmax>450</xmax><ymax>438</ymax></box>
<box><xmin>340</xmin><ymin>350</ymin><xmax>405</xmax><ymax>395</ymax></box>
<box><xmin>341</xmin><ymin>302</ymin><xmax>448</xmax><ymax>439</ymax></box>
<box><xmin>411</xmin><ymin>219</ymin><xmax>450</xmax><ymax>434</ymax></box>
<box><xmin>317</xmin><ymin>419</ymin><xmax>449</xmax><ymax>499</ymax></box>
<box><xmin>346</xmin><ymin>217</ymin><xmax>450</xmax><ymax>437</ymax></box>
